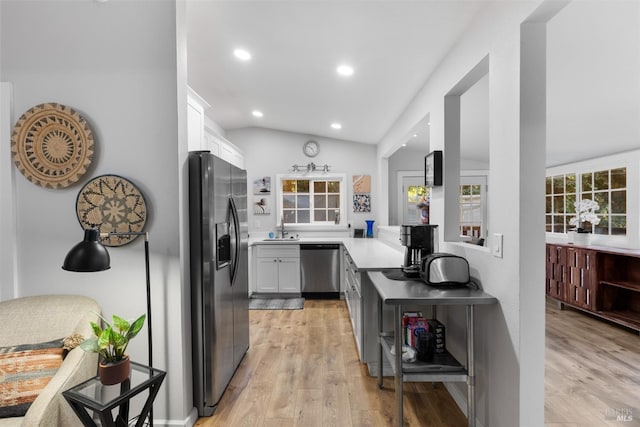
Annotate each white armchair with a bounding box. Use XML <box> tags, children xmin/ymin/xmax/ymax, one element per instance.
<box><xmin>0</xmin><ymin>295</ymin><xmax>100</xmax><ymax>427</ymax></box>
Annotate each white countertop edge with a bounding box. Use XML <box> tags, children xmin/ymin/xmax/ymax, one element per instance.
<box><xmin>249</xmin><ymin>236</ymin><xmax>405</xmax><ymax>271</ymax></box>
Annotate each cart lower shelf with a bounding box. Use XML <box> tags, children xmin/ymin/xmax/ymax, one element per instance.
<box><xmin>380</xmin><ymin>335</ymin><xmax>468</xmax><ymax>383</ymax></box>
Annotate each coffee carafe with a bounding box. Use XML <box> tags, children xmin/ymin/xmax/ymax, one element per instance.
<box><xmin>400</xmin><ymin>224</ymin><xmax>438</xmax><ymax>277</ymax></box>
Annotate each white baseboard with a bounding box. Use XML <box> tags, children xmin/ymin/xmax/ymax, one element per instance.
<box><xmin>154</xmin><ymin>407</ymin><xmax>199</xmax><ymax>427</ymax></box>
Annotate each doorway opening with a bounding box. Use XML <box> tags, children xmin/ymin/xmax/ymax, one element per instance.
<box><xmin>397</xmin><ymin>172</ymin><xmax>430</xmax><ymax>225</ymax></box>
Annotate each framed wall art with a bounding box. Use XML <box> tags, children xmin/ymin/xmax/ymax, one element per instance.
<box><xmin>75</xmin><ymin>174</ymin><xmax>147</xmax><ymax>246</ymax></box>
<box><xmin>253</xmin><ymin>177</ymin><xmax>271</xmax><ymax>195</ymax></box>
<box><xmin>425</xmin><ymin>150</ymin><xmax>443</xmax><ymax>187</ymax></box>
<box><xmin>11</xmin><ymin>102</ymin><xmax>94</xmax><ymax>189</ymax></box>
<box><xmin>353</xmin><ymin>194</ymin><xmax>371</xmax><ymax>213</ymax></box>
<box><xmin>352</xmin><ymin>175</ymin><xmax>371</xmax><ymax>193</ymax></box>
<box><xmin>253</xmin><ymin>196</ymin><xmax>271</xmax><ymax>215</ymax></box>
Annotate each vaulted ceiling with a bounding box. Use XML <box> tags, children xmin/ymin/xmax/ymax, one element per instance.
<box><xmin>186</xmin><ymin>1</ymin><xmax>639</xmax><ymax>168</ymax></box>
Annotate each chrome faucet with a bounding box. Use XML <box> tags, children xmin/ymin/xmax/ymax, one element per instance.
<box><xmin>280</xmin><ymin>215</ymin><xmax>288</xmax><ymax>239</ymax></box>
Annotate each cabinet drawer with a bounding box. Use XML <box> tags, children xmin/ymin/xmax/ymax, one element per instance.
<box><xmin>256</xmin><ymin>244</ymin><xmax>300</xmax><ymax>258</ymax></box>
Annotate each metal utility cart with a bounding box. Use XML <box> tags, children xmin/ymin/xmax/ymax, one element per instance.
<box><xmin>368</xmin><ymin>271</ymin><xmax>497</xmax><ymax>427</ymax></box>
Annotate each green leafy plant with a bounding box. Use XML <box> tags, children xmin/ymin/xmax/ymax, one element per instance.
<box><xmin>80</xmin><ymin>313</ymin><xmax>145</xmax><ymax>364</ymax></box>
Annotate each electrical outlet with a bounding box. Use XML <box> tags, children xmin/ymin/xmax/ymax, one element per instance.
<box><xmin>493</xmin><ymin>233</ymin><xmax>503</xmax><ymax>258</ymax></box>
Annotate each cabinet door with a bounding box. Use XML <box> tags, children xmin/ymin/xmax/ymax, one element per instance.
<box><xmin>345</xmin><ymin>277</ymin><xmax>355</xmax><ymax>321</ymax></box>
<box><xmin>278</xmin><ymin>257</ymin><xmax>301</xmax><ymax>293</ymax></box>
<box><xmin>566</xmin><ymin>248</ymin><xmax>596</xmax><ymax>309</ymax></box>
<box><xmin>353</xmin><ymin>283</ymin><xmax>362</xmax><ymax>359</ymax></box>
<box><xmin>546</xmin><ymin>244</ymin><xmax>567</xmax><ymax>301</ymax></box>
<box><xmin>256</xmin><ymin>258</ymin><xmax>279</xmax><ymax>293</ymax></box>
<box><xmin>187</xmin><ymin>100</ymin><xmax>204</xmax><ymax>151</ymax></box>
<box><xmin>344</xmin><ymin>280</ymin><xmax>353</xmax><ymax>316</ymax></box>
<box><xmin>219</xmin><ymin>143</ymin><xmax>244</xmax><ymax>169</ymax></box>
<box><xmin>203</xmin><ymin>131</ymin><xmax>220</xmax><ymax>156</ymax></box>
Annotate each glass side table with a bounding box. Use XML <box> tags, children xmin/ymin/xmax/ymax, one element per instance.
<box><xmin>63</xmin><ymin>361</ymin><xmax>166</xmax><ymax>427</ymax></box>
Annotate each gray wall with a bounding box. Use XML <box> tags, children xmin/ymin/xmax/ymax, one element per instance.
<box><xmin>227</xmin><ymin>127</ymin><xmax>378</xmax><ymax>235</ymax></box>
<box><xmin>1</xmin><ymin>1</ymin><xmax>194</xmax><ymax>424</ymax></box>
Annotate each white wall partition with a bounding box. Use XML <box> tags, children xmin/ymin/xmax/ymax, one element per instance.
<box><xmin>0</xmin><ymin>82</ymin><xmax>18</xmax><ymax>302</ymax></box>
<box><xmin>376</xmin><ymin>2</ymin><xmax>557</xmax><ymax>425</ymax></box>
<box><xmin>1</xmin><ymin>2</ymin><xmax>194</xmax><ymax>424</ymax></box>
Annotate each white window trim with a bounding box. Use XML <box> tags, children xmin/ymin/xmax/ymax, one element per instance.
<box><xmin>396</xmin><ymin>170</ymin><xmax>425</xmax><ymax>226</ymax></box>
<box><xmin>275</xmin><ymin>173</ymin><xmax>348</xmax><ymax>230</ymax></box>
<box><xmin>460</xmin><ymin>170</ymin><xmax>489</xmax><ymax>240</ymax></box>
<box><xmin>546</xmin><ymin>168</ymin><xmax>628</xmax><ymax>237</ymax></box>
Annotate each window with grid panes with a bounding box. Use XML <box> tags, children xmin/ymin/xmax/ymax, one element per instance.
<box><xmin>281</xmin><ymin>178</ymin><xmax>342</xmax><ymax>225</ymax></box>
<box><xmin>459</xmin><ymin>184</ymin><xmax>482</xmax><ymax>238</ymax></box>
<box><xmin>545</xmin><ymin>168</ymin><xmax>626</xmax><ymax>236</ymax></box>
<box><xmin>580</xmin><ymin>168</ymin><xmax>626</xmax><ymax>235</ymax></box>
<box><xmin>545</xmin><ymin>173</ymin><xmax>576</xmax><ymax>233</ymax></box>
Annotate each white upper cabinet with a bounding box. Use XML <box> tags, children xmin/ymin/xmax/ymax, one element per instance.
<box><xmin>187</xmin><ymin>86</ymin><xmax>209</xmax><ymax>152</ymax></box>
<box><xmin>188</xmin><ymin>86</ymin><xmax>244</xmax><ymax>169</ymax></box>
<box><xmin>217</xmin><ymin>136</ymin><xmax>244</xmax><ymax>169</ymax></box>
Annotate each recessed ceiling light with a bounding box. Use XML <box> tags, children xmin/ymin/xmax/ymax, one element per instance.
<box><xmin>331</xmin><ymin>123</ymin><xmax>342</xmax><ymax>130</ymax></box>
<box><xmin>427</xmin><ymin>122</ymin><xmax>431</xmax><ymax>126</ymax></box>
<box><xmin>252</xmin><ymin>110</ymin><xmax>263</xmax><ymax>118</ymax></box>
<box><xmin>233</xmin><ymin>49</ymin><xmax>251</xmax><ymax>61</ymax></box>
<box><xmin>402</xmin><ymin>143</ymin><xmax>407</xmax><ymax>147</ymax></box>
<box><xmin>336</xmin><ymin>65</ymin><xmax>354</xmax><ymax>76</ymax></box>
<box><xmin>413</xmin><ymin>134</ymin><xmax>418</xmax><ymax>138</ymax></box>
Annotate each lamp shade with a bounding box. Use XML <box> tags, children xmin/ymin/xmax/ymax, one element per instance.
<box><xmin>62</xmin><ymin>229</ymin><xmax>111</xmax><ymax>272</ymax></box>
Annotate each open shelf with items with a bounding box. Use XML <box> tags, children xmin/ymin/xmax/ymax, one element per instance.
<box><xmin>546</xmin><ymin>243</ymin><xmax>640</xmax><ymax>332</ymax></box>
<box><xmin>379</xmin><ymin>334</ymin><xmax>467</xmax><ymax>383</ymax></box>
<box><xmin>368</xmin><ymin>271</ymin><xmax>497</xmax><ymax>427</ymax></box>
<box><xmin>597</xmin><ymin>280</ymin><xmax>640</xmax><ymax>330</ymax></box>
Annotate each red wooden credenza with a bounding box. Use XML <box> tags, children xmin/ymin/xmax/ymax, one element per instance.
<box><xmin>546</xmin><ymin>243</ymin><xmax>640</xmax><ymax>332</ymax></box>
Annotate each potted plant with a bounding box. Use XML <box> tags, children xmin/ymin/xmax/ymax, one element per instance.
<box><xmin>568</xmin><ymin>199</ymin><xmax>601</xmax><ymax>245</ymax></box>
<box><xmin>80</xmin><ymin>313</ymin><xmax>145</xmax><ymax>385</ymax></box>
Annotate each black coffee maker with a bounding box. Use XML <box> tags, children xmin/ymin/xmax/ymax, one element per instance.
<box><xmin>400</xmin><ymin>224</ymin><xmax>438</xmax><ymax>277</ymax></box>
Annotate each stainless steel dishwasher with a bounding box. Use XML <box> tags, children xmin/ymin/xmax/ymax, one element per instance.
<box><xmin>300</xmin><ymin>244</ymin><xmax>341</xmax><ymax>298</ymax></box>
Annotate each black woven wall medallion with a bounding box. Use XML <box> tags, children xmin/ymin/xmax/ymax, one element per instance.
<box><xmin>11</xmin><ymin>103</ymin><xmax>94</xmax><ymax>189</ymax></box>
<box><xmin>76</xmin><ymin>175</ymin><xmax>147</xmax><ymax>247</ymax></box>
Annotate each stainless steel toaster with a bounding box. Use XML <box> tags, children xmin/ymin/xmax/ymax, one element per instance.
<box><xmin>420</xmin><ymin>253</ymin><xmax>470</xmax><ymax>286</ymax></box>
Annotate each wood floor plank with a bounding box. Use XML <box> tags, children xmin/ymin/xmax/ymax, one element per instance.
<box><xmin>545</xmin><ymin>300</ymin><xmax>640</xmax><ymax>427</ymax></box>
<box><xmin>197</xmin><ymin>298</ymin><xmax>639</xmax><ymax>427</ymax></box>
<box><xmin>323</xmin><ymin>371</ymin><xmax>353</xmax><ymax>427</ymax></box>
<box><xmin>294</xmin><ymin>388</ymin><xmax>324</xmax><ymax>427</ymax></box>
<box><xmin>265</xmin><ymin>368</ymin><xmax>300</xmax><ymax>419</ymax></box>
<box><xmin>196</xmin><ymin>299</ymin><xmax>469</xmax><ymax>426</ymax></box>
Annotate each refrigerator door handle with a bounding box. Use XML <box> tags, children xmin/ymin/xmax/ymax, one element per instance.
<box><xmin>229</xmin><ymin>197</ymin><xmax>241</xmax><ymax>285</ymax></box>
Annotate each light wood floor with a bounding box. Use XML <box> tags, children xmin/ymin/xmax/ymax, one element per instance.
<box><xmin>545</xmin><ymin>301</ymin><xmax>640</xmax><ymax>427</ymax></box>
<box><xmin>195</xmin><ymin>299</ymin><xmax>640</xmax><ymax>427</ymax></box>
<box><xmin>194</xmin><ymin>299</ymin><xmax>467</xmax><ymax>427</ymax></box>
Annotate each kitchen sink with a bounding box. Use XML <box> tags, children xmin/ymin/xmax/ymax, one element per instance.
<box><xmin>262</xmin><ymin>236</ymin><xmax>300</xmax><ymax>242</ymax></box>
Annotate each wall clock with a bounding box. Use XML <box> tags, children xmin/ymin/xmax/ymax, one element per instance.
<box><xmin>303</xmin><ymin>140</ymin><xmax>320</xmax><ymax>157</ymax></box>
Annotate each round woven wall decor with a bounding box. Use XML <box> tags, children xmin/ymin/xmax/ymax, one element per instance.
<box><xmin>11</xmin><ymin>103</ymin><xmax>94</xmax><ymax>189</ymax></box>
<box><xmin>76</xmin><ymin>175</ymin><xmax>147</xmax><ymax>247</ymax></box>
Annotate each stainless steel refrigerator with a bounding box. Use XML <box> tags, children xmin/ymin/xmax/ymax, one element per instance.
<box><xmin>189</xmin><ymin>151</ymin><xmax>249</xmax><ymax>417</ymax></box>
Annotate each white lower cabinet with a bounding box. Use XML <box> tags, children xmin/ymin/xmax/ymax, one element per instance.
<box><xmin>255</xmin><ymin>245</ymin><xmax>300</xmax><ymax>294</ymax></box>
<box><xmin>343</xmin><ymin>250</ymin><xmax>363</xmax><ymax>360</ymax></box>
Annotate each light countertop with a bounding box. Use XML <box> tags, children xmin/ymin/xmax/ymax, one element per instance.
<box><xmin>368</xmin><ymin>271</ymin><xmax>497</xmax><ymax>305</ymax></box>
<box><xmin>249</xmin><ymin>236</ymin><xmax>404</xmax><ymax>271</ymax></box>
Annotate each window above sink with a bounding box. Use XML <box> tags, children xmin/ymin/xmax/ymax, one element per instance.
<box><xmin>275</xmin><ymin>173</ymin><xmax>347</xmax><ymax>229</ymax></box>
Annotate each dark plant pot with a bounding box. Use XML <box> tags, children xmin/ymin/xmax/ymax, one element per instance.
<box><xmin>99</xmin><ymin>356</ymin><xmax>131</xmax><ymax>385</ymax></box>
